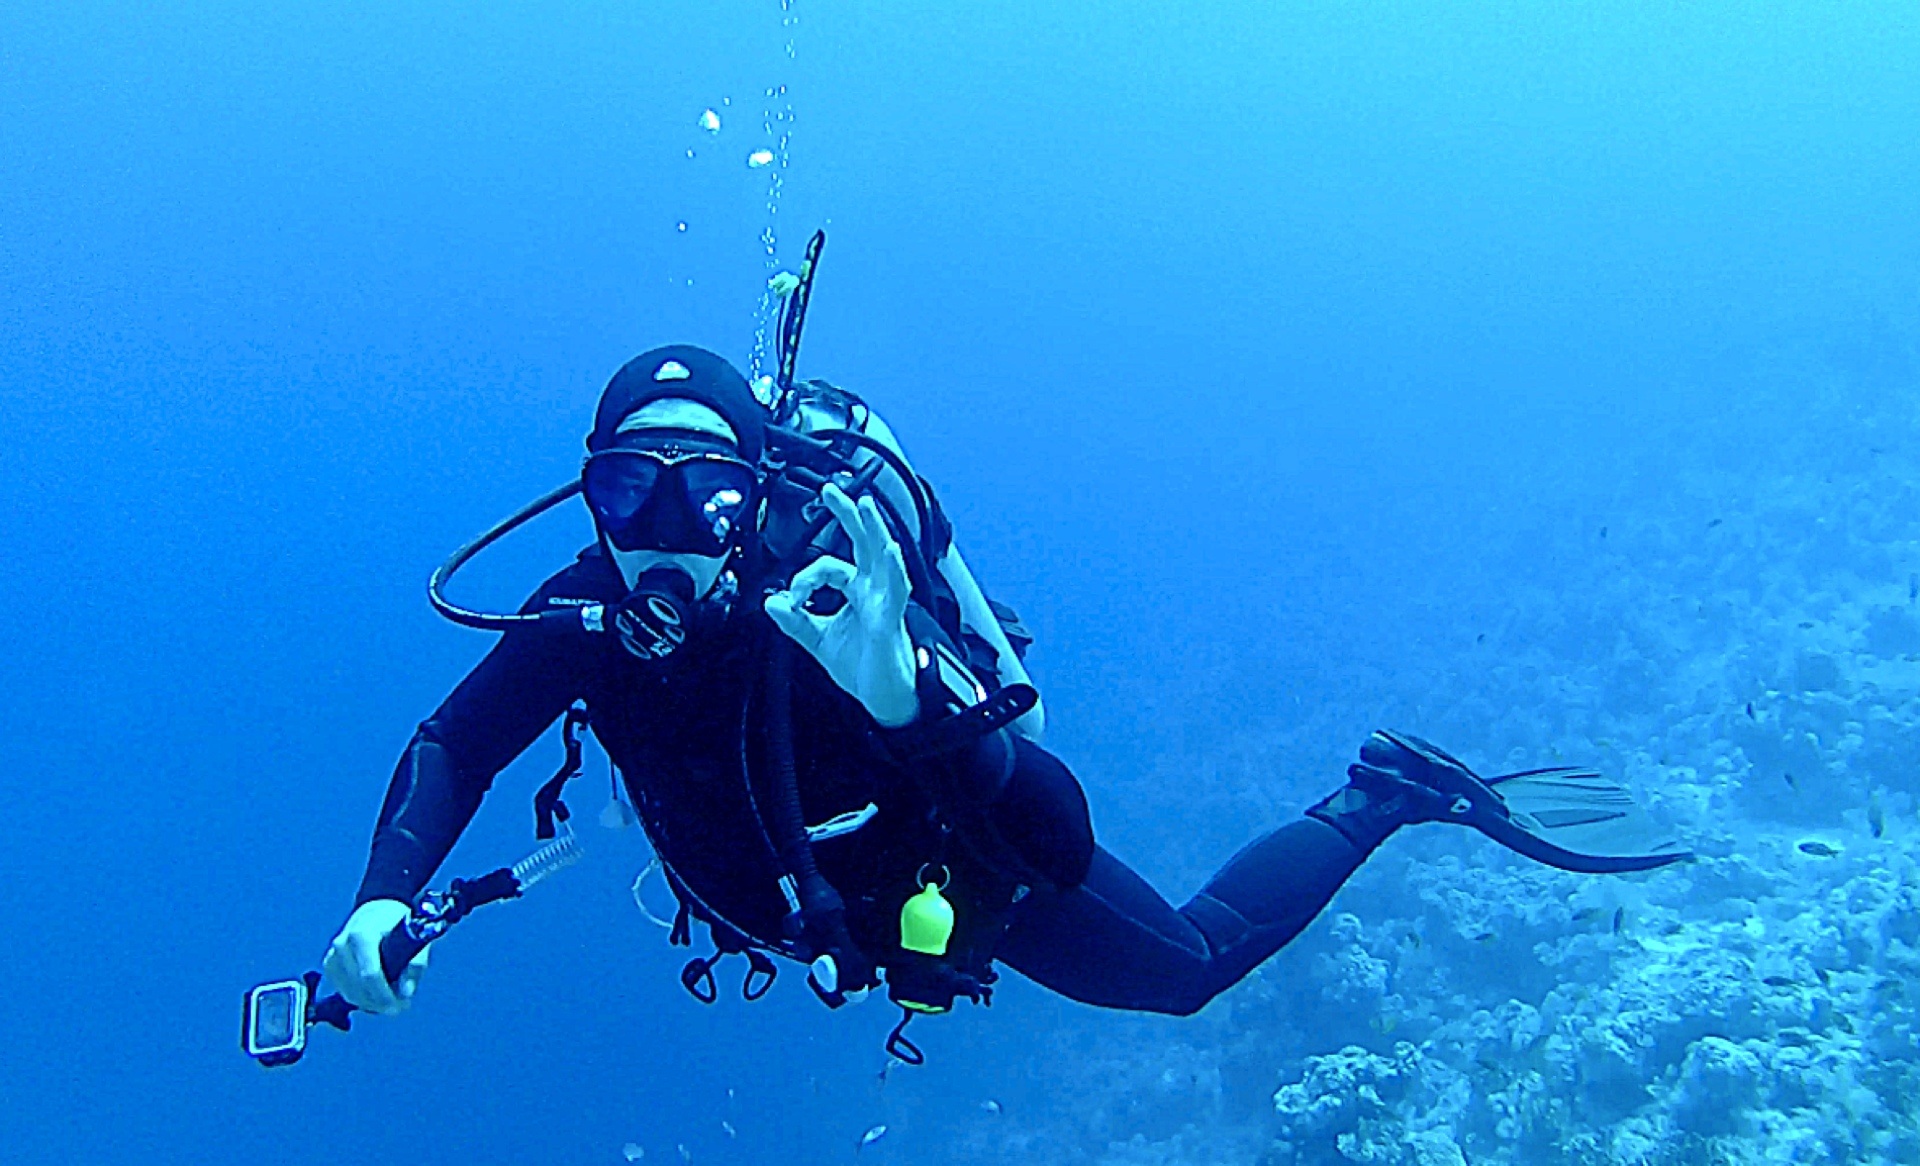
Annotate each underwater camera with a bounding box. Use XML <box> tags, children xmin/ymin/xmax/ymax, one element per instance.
<box><xmin>242</xmin><ymin>974</ymin><xmax>315</xmax><ymax>1067</ymax></box>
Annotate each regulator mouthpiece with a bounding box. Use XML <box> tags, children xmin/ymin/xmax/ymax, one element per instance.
<box><xmin>612</xmin><ymin>566</ymin><xmax>696</xmax><ymax>660</ymax></box>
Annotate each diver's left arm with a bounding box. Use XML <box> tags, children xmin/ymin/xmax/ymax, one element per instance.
<box><xmin>765</xmin><ymin>485</ymin><xmax>1089</xmax><ymax>889</ymax></box>
<box><xmin>765</xmin><ymin>484</ymin><xmax>918</xmax><ymax>727</ymax></box>
<box><xmin>853</xmin><ymin>410</ymin><xmax>1045</xmax><ymax>741</ymax></box>
<box><xmin>936</xmin><ymin>544</ymin><xmax>1044</xmax><ymax>740</ymax></box>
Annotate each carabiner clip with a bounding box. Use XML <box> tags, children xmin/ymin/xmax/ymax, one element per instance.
<box><xmin>743</xmin><ymin>950</ymin><xmax>778</xmax><ymax>1001</ymax></box>
<box><xmin>680</xmin><ymin>955</ymin><xmax>720</xmax><ymax>1005</ymax></box>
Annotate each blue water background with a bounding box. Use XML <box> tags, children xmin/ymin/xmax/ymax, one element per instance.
<box><xmin>2</xmin><ymin>2</ymin><xmax>1916</xmax><ymax>1162</ymax></box>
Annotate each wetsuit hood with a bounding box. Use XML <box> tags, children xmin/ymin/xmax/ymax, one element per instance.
<box><xmin>590</xmin><ymin>346</ymin><xmax>768</xmax><ymax>463</ymax></box>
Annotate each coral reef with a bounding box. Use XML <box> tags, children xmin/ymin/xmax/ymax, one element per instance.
<box><xmin>1251</xmin><ymin>377</ymin><xmax>1920</xmax><ymax>1165</ymax></box>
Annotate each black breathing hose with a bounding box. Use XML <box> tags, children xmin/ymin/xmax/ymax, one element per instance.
<box><xmin>763</xmin><ymin>636</ymin><xmax>871</xmax><ymax>992</ymax></box>
<box><xmin>427</xmin><ymin>480</ymin><xmax>584</xmax><ymax>632</ymax></box>
<box><xmin>765</xmin><ymin>639</ymin><xmax>824</xmax><ymax>899</ymax></box>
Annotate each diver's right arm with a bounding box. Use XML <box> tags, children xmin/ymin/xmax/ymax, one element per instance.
<box><xmin>326</xmin><ymin>579</ymin><xmax>595</xmax><ymax>1013</ymax></box>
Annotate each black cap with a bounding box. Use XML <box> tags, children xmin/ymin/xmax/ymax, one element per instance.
<box><xmin>588</xmin><ymin>346</ymin><xmax>768</xmax><ymax>462</ymax></box>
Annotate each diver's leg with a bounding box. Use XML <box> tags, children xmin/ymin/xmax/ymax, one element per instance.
<box><xmin>996</xmin><ymin>846</ymin><xmax>1212</xmax><ymax>1014</ymax></box>
<box><xmin>996</xmin><ymin>818</ymin><xmax>1368</xmax><ymax>1016</ymax></box>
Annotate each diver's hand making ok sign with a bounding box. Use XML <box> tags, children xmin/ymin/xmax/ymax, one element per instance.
<box><xmin>763</xmin><ymin>484</ymin><xmax>920</xmax><ymax>728</ymax></box>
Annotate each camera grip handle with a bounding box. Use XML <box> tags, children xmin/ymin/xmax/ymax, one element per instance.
<box><xmin>378</xmin><ymin>920</ymin><xmax>429</xmax><ymax>984</ymax></box>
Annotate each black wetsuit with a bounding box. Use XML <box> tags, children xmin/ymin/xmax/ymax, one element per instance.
<box><xmin>358</xmin><ymin>547</ymin><xmax>1372</xmax><ymax>1016</ymax></box>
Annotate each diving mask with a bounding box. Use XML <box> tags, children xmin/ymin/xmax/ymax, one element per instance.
<box><xmin>583</xmin><ymin>437</ymin><xmax>758</xmax><ymax>557</ymax></box>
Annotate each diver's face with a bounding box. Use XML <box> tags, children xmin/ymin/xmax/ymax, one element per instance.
<box><xmin>595</xmin><ymin>400</ymin><xmax>745</xmax><ymax>593</ymax></box>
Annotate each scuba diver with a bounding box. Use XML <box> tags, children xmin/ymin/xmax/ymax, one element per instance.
<box><xmin>321</xmin><ymin>249</ymin><xmax>1688</xmax><ymax>1050</ymax></box>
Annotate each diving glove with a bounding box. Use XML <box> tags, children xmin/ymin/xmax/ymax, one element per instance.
<box><xmin>323</xmin><ymin>899</ymin><xmax>431</xmax><ymax>1015</ymax></box>
<box><xmin>1310</xmin><ymin>730</ymin><xmax>1691</xmax><ymax>873</ymax></box>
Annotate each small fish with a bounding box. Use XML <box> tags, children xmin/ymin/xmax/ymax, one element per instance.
<box><xmin>1910</xmin><ymin>573</ymin><xmax>1918</xmax><ymax>604</ymax></box>
<box><xmin>1798</xmin><ymin>621</ymin><xmax>1816</xmax><ymax>629</ymax></box>
<box><xmin>1869</xmin><ymin>791</ymin><xmax>1885</xmax><ymax>839</ymax></box>
<box><xmin>622</xmin><ymin>1144</ymin><xmax>645</xmax><ymax>1162</ymax></box>
<box><xmin>721</xmin><ymin>1122</ymin><xmax>736</xmax><ymax>1140</ymax></box>
<box><xmin>877</xmin><ymin>1056</ymin><xmax>905</xmax><ymax>1087</ymax></box>
<box><xmin>1707</xmin><ymin>518</ymin><xmax>1723</xmax><ymax>529</ymax></box>
<box><xmin>1784</xmin><ymin>772</ymin><xmax>1798</xmax><ymax>791</ymax></box>
<box><xmin>1472</xmin><ymin>931</ymin><xmax>1497</xmax><ymax>943</ymax></box>
<box><xmin>1746</xmin><ymin>702</ymin><xmax>1757</xmax><ymax>720</ymax></box>
<box><xmin>1762</xmin><ymin>975</ymin><xmax>1796</xmax><ymax>988</ymax></box>
<box><xmin>1798</xmin><ymin>840</ymin><xmax>1841</xmax><ymax>858</ymax></box>
<box><xmin>1817</xmin><ymin>968</ymin><xmax>1832</xmax><ymax>987</ymax></box>
<box><xmin>981</xmin><ymin>1099</ymin><xmax>1004</xmax><ymax>1116</ymax></box>
<box><xmin>1571</xmin><ymin>907</ymin><xmax>1600</xmax><ymax>923</ymax></box>
<box><xmin>1403</xmin><ymin>931</ymin><xmax>1423</xmax><ymax>948</ymax></box>
<box><xmin>1475</xmin><ymin>633</ymin><xmax>1486</xmax><ymax>644</ymax></box>
<box><xmin>677</xmin><ymin>1146</ymin><xmax>691</xmax><ymax>1164</ymax></box>
<box><xmin>1611</xmin><ymin>907</ymin><xmax>1626</xmax><ymax>935</ymax></box>
<box><xmin>1599</xmin><ymin>526</ymin><xmax>1609</xmax><ymax>539</ymax></box>
<box><xmin>858</xmin><ymin>1125</ymin><xmax>889</xmax><ymax>1152</ymax></box>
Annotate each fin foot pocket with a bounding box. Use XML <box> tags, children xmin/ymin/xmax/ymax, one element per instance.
<box><xmin>1346</xmin><ymin>730</ymin><xmax>1692</xmax><ymax>874</ymax></box>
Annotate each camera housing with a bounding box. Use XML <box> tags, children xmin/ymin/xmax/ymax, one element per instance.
<box><xmin>242</xmin><ymin>977</ymin><xmax>310</xmax><ymax>1066</ymax></box>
